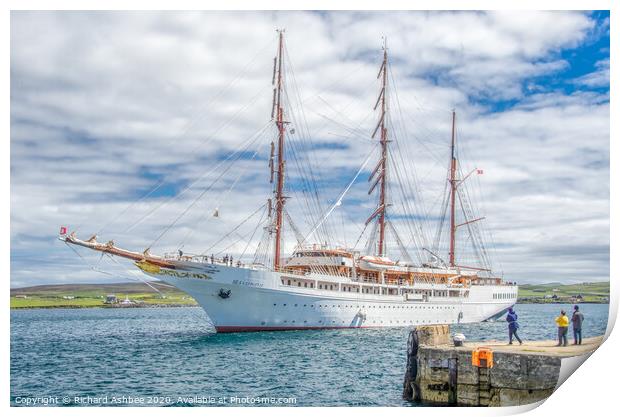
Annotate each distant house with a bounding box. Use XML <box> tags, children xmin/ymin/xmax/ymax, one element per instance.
<box><xmin>576</xmin><ymin>294</ymin><xmax>583</xmax><ymax>300</ymax></box>
<box><xmin>120</xmin><ymin>296</ymin><xmax>134</xmax><ymax>305</ymax></box>
<box><xmin>544</xmin><ymin>294</ymin><xmax>553</xmax><ymax>299</ymax></box>
<box><xmin>105</xmin><ymin>294</ymin><xmax>117</xmax><ymax>304</ymax></box>
<box><xmin>14</xmin><ymin>295</ymin><xmax>28</xmax><ymax>299</ymax></box>
<box><xmin>62</xmin><ymin>295</ymin><xmax>75</xmax><ymax>300</ymax></box>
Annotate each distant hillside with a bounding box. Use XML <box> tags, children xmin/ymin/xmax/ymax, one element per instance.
<box><xmin>518</xmin><ymin>281</ymin><xmax>609</xmax><ymax>303</ymax></box>
<box><xmin>11</xmin><ymin>281</ymin><xmax>197</xmax><ymax>309</ymax></box>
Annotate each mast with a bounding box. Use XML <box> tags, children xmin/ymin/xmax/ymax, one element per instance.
<box><xmin>273</xmin><ymin>30</ymin><xmax>286</xmax><ymax>270</ymax></box>
<box><xmin>367</xmin><ymin>39</ymin><xmax>389</xmax><ymax>257</ymax></box>
<box><xmin>448</xmin><ymin>110</ymin><xmax>457</xmax><ymax>268</ymax></box>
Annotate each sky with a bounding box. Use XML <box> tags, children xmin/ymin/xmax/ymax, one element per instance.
<box><xmin>10</xmin><ymin>11</ymin><xmax>610</xmax><ymax>287</ymax></box>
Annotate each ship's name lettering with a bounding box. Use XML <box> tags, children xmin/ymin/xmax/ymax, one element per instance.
<box><xmin>158</xmin><ymin>269</ymin><xmax>211</xmax><ymax>280</ymax></box>
<box><xmin>232</xmin><ymin>280</ymin><xmax>264</xmax><ymax>288</ymax></box>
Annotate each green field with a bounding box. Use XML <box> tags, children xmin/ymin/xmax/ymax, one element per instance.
<box><xmin>518</xmin><ymin>281</ymin><xmax>609</xmax><ymax>303</ymax></box>
<box><xmin>10</xmin><ymin>282</ymin><xmax>198</xmax><ymax>309</ymax></box>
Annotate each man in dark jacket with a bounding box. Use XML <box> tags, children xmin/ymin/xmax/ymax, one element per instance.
<box><xmin>571</xmin><ymin>305</ymin><xmax>585</xmax><ymax>345</ymax></box>
<box><xmin>506</xmin><ymin>307</ymin><xmax>522</xmax><ymax>345</ymax></box>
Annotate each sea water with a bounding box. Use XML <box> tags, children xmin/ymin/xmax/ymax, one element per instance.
<box><xmin>10</xmin><ymin>303</ymin><xmax>610</xmax><ymax>406</ymax></box>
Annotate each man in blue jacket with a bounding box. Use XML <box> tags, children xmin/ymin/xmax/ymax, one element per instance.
<box><xmin>571</xmin><ymin>305</ymin><xmax>585</xmax><ymax>345</ymax></box>
<box><xmin>506</xmin><ymin>307</ymin><xmax>523</xmax><ymax>345</ymax></box>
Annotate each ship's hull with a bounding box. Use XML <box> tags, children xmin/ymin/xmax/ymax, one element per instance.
<box><xmin>143</xmin><ymin>262</ymin><xmax>517</xmax><ymax>333</ymax></box>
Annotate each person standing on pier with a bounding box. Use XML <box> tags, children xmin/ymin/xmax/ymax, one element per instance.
<box><xmin>571</xmin><ymin>305</ymin><xmax>584</xmax><ymax>345</ymax></box>
<box><xmin>506</xmin><ymin>307</ymin><xmax>522</xmax><ymax>345</ymax></box>
<box><xmin>555</xmin><ymin>310</ymin><xmax>569</xmax><ymax>346</ymax></box>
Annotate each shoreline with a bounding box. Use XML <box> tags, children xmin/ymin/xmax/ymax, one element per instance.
<box><xmin>10</xmin><ymin>303</ymin><xmax>198</xmax><ymax>310</ymax></box>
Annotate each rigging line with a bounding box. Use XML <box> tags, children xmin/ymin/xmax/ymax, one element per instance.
<box><xmin>314</xmin><ymin>112</ymin><xmax>375</xmax><ymax>143</ymax></box>
<box><xmin>104</xmin><ymin>254</ymin><xmax>165</xmax><ymax>297</ymax></box>
<box><xmin>314</xmin><ymin>96</ymin><xmax>375</xmax><ymax>141</ymax></box>
<box><xmin>126</xmin><ymin>121</ymin><xmax>269</xmax><ymax>234</ymax></box>
<box><xmin>283</xmin><ymin>90</ymin><xmax>332</xmax><ymax>243</ymax></box>
<box><xmin>74</xmin><ymin>37</ymin><xmax>275</xmax><ymax>235</ymax></box>
<box><xmin>456</xmin><ymin>189</ymin><xmax>488</xmax><ymax>270</ymax></box>
<box><xmin>386</xmin><ymin>140</ymin><xmax>426</xmax><ymax>263</ymax></box>
<box><xmin>63</xmin><ymin>242</ymin><xmax>151</xmax><ymax>289</ymax></box>
<box><xmin>200</xmin><ymin>202</ymin><xmax>268</xmax><ymax>256</ymax></box>
<box><xmin>240</xmin><ymin>204</ymin><xmax>268</xmax><ymax>261</ymax></box>
<box><xmin>93</xmin><ymin>86</ymin><xmax>272</xmax><ymax>236</ymax></box>
<box><xmin>387</xmin><ymin>220</ymin><xmax>413</xmax><ymax>264</ymax></box>
<box><xmin>214</xmin><ymin>228</ymin><xmax>257</xmax><ymax>257</ymax></box>
<box><xmin>388</xmin><ymin>71</ymin><xmax>434</xmax><ymax>249</ymax></box>
<box><xmin>145</xmin><ymin>129</ymin><xmax>266</xmax><ymax>248</ymax></box>
<box><xmin>284</xmin><ymin>49</ymin><xmax>342</xmax><ymax>244</ymax></box>
<box><xmin>176</xmin><ymin>143</ymin><xmax>265</xmax><ymax>250</ymax></box>
<box><xmin>296</xmin><ymin>143</ymin><xmax>378</xmax><ymax>249</ymax></box>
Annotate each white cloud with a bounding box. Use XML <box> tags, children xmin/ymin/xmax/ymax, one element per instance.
<box><xmin>574</xmin><ymin>58</ymin><xmax>610</xmax><ymax>88</ymax></box>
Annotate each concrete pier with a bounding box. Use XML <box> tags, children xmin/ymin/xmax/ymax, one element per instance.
<box><xmin>402</xmin><ymin>325</ymin><xmax>602</xmax><ymax>406</ymax></box>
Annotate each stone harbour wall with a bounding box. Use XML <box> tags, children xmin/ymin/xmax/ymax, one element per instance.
<box><xmin>403</xmin><ymin>325</ymin><xmax>563</xmax><ymax>406</ymax></box>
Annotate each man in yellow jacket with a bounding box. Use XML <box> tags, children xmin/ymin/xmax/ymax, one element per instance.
<box><xmin>555</xmin><ymin>310</ymin><xmax>569</xmax><ymax>346</ymax></box>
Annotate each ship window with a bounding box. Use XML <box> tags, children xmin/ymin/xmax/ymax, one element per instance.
<box><xmin>273</xmin><ymin>303</ymin><xmax>277</xmax><ymax>306</ymax></box>
<box><xmin>294</xmin><ymin>304</ymin><xmax>298</xmax><ymax>307</ymax></box>
<box><xmin>283</xmin><ymin>304</ymin><xmax>287</xmax><ymax>306</ymax></box>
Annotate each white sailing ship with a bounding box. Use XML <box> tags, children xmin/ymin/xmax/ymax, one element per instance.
<box><xmin>61</xmin><ymin>31</ymin><xmax>517</xmax><ymax>332</ymax></box>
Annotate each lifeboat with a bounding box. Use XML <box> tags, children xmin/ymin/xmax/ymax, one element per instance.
<box><xmin>358</xmin><ymin>255</ymin><xmax>397</xmax><ymax>271</ymax></box>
